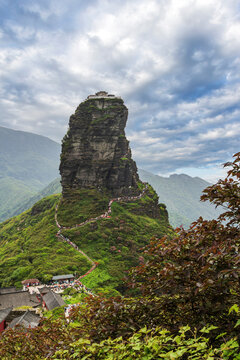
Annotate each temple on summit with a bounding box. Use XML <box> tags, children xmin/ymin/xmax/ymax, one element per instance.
<box><xmin>86</xmin><ymin>91</ymin><xmax>121</xmax><ymax>100</ymax></box>
<box><xmin>59</xmin><ymin>92</ymin><xmax>140</xmax><ymax>197</ymax></box>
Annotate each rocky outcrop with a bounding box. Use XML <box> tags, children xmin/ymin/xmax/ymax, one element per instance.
<box><xmin>60</xmin><ymin>92</ymin><xmax>140</xmax><ymax>197</ymax></box>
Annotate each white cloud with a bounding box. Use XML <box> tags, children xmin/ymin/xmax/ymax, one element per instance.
<box><xmin>199</xmin><ymin>122</ymin><xmax>240</xmax><ymax>140</ymax></box>
<box><xmin>0</xmin><ymin>0</ymin><xmax>240</xmax><ymax>176</ymax></box>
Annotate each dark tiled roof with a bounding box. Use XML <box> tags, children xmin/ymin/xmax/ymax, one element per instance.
<box><xmin>43</xmin><ymin>290</ymin><xmax>65</xmax><ymax>311</ymax></box>
<box><xmin>0</xmin><ymin>307</ymin><xmax>12</xmax><ymax>323</ymax></box>
<box><xmin>52</xmin><ymin>274</ymin><xmax>74</xmax><ymax>281</ymax></box>
<box><xmin>0</xmin><ymin>291</ymin><xmax>39</xmax><ymax>310</ymax></box>
<box><xmin>9</xmin><ymin>311</ymin><xmax>40</xmax><ymax>329</ymax></box>
<box><xmin>39</xmin><ymin>286</ymin><xmax>51</xmax><ymax>295</ymax></box>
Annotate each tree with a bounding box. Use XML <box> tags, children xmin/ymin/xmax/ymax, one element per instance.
<box><xmin>73</xmin><ymin>153</ymin><xmax>240</xmax><ymax>339</ymax></box>
<box><xmin>201</xmin><ymin>151</ymin><xmax>240</xmax><ymax>228</ymax></box>
<box><xmin>127</xmin><ymin>152</ymin><xmax>240</xmax><ymax>331</ymax></box>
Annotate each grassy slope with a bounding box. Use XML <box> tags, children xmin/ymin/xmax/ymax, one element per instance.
<box><xmin>0</xmin><ymin>195</ymin><xmax>91</xmax><ymax>288</ymax></box>
<box><xmin>0</xmin><ymin>185</ymin><xmax>173</xmax><ymax>292</ymax></box>
<box><xmin>57</xmin><ymin>185</ymin><xmax>173</xmax><ymax>293</ymax></box>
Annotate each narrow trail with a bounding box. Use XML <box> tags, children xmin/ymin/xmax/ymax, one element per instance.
<box><xmin>55</xmin><ymin>183</ymin><xmax>148</xmax><ymax>281</ymax></box>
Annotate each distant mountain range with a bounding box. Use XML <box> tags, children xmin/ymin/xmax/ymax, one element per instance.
<box><xmin>0</xmin><ymin>126</ymin><xmax>60</xmax><ymax>222</ymax></box>
<box><xmin>138</xmin><ymin>169</ymin><xmax>222</xmax><ymax>227</ymax></box>
<box><xmin>0</xmin><ymin>126</ymin><xmax>222</xmax><ymax>227</ymax></box>
<box><xmin>11</xmin><ymin>178</ymin><xmax>62</xmax><ymax>218</ymax></box>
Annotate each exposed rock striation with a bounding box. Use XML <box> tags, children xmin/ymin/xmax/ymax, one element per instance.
<box><xmin>60</xmin><ymin>92</ymin><xmax>140</xmax><ymax>197</ymax></box>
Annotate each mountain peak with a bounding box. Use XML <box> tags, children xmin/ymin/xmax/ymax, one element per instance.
<box><xmin>169</xmin><ymin>173</ymin><xmax>191</xmax><ymax>179</ymax></box>
<box><xmin>59</xmin><ymin>93</ymin><xmax>140</xmax><ymax>197</ymax></box>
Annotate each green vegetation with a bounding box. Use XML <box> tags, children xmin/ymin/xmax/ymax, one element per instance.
<box><xmin>104</xmin><ymin>97</ymin><xmax>124</xmax><ymax>103</ymax></box>
<box><xmin>0</xmin><ymin>314</ymin><xmax>239</xmax><ymax>359</ymax></box>
<box><xmin>90</xmin><ymin>113</ymin><xmax>115</xmax><ymax>125</ymax></box>
<box><xmin>52</xmin><ymin>323</ymin><xmax>240</xmax><ymax>359</ymax></box>
<box><xmin>44</xmin><ymin>306</ymin><xmax>65</xmax><ymax>320</ymax></box>
<box><xmin>0</xmin><ymin>195</ymin><xmax>91</xmax><ymax>287</ymax></box>
<box><xmin>64</xmin><ymin>292</ymin><xmax>87</xmax><ymax>305</ymax></box>
<box><xmin>80</xmin><ymin>266</ymin><xmax>114</xmax><ymax>291</ymax></box>
<box><xmin>57</xmin><ymin>188</ymin><xmax>110</xmax><ymax>226</ymax></box>
<box><xmin>60</xmin><ymin>187</ymin><xmax>172</xmax><ymax>291</ymax></box>
<box><xmin>0</xmin><ymin>181</ymin><xmax>172</xmax><ymax>291</ymax></box>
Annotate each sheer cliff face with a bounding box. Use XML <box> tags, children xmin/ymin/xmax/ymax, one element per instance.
<box><xmin>60</xmin><ymin>94</ymin><xmax>140</xmax><ymax>197</ymax></box>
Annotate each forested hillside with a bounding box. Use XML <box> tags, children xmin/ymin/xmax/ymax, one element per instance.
<box><xmin>0</xmin><ymin>184</ymin><xmax>172</xmax><ymax>292</ymax></box>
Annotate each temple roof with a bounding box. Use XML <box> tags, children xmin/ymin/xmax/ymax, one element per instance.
<box><xmin>9</xmin><ymin>310</ymin><xmax>40</xmax><ymax>329</ymax></box>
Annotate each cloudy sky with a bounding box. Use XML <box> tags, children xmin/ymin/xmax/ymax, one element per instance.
<box><xmin>1</xmin><ymin>0</ymin><xmax>240</xmax><ymax>181</ymax></box>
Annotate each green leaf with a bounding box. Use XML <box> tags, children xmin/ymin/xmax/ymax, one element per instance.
<box><xmin>234</xmin><ymin>320</ymin><xmax>240</xmax><ymax>328</ymax></box>
<box><xmin>200</xmin><ymin>325</ymin><xmax>218</xmax><ymax>334</ymax></box>
<box><xmin>229</xmin><ymin>304</ymin><xmax>239</xmax><ymax>314</ymax></box>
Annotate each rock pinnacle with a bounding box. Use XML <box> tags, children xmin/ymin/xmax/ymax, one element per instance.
<box><xmin>60</xmin><ymin>91</ymin><xmax>140</xmax><ymax>197</ymax></box>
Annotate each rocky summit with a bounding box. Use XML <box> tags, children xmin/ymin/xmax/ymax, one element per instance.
<box><xmin>60</xmin><ymin>91</ymin><xmax>140</xmax><ymax>197</ymax></box>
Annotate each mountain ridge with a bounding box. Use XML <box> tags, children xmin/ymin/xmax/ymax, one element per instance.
<box><xmin>138</xmin><ymin>168</ymin><xmax>222</xmax><ymax>227</ymax></box>
<box><xmin>0</xmin><ymin>125</ymin><xmax>60</xmax><ymax>185</ymax></box>
<box><xmin>0</xmin><ymin>125</ymin><xmax>60</xmax><ymax>222</ymax></box>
